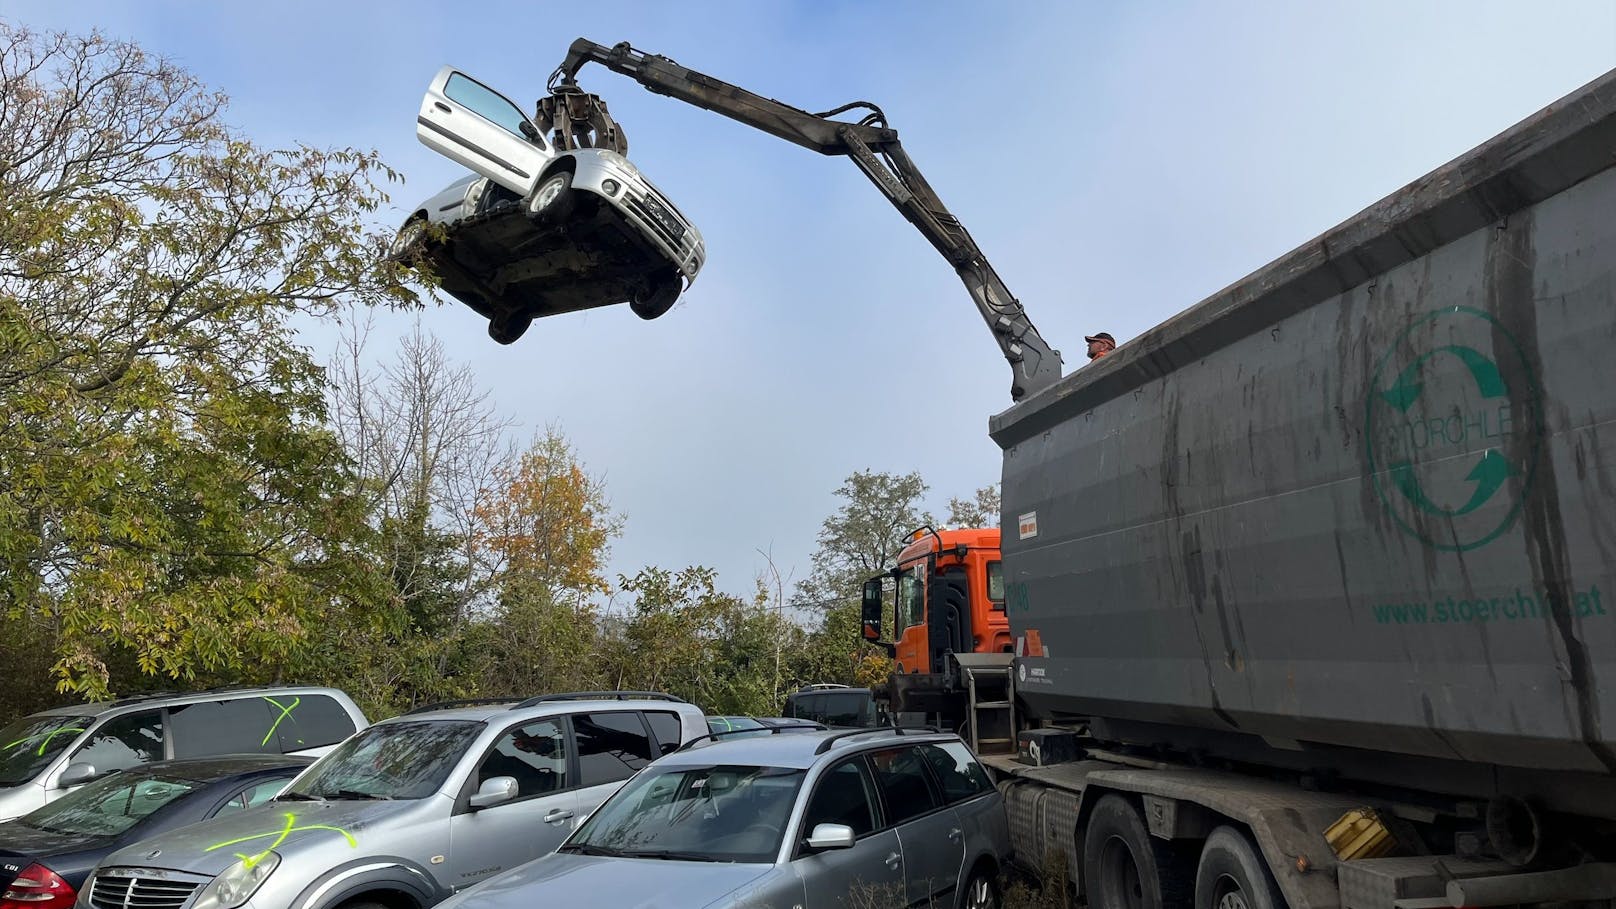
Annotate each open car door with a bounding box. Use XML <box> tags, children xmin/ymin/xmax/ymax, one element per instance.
<box><xmin>417</xmin><ymin>66</ymin><xmax>547</xmax><ymax>197</ymax></box>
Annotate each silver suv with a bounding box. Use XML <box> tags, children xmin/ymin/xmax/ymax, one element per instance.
<box><xmin>436</xmin><ymin>727</ymin><xmax>1012</xmax><ymax>909</ymax></box>
<box><xmin>0</xmin><ymin>687</ymin><xmax>365</xmax><ymax>822</ymax></box>
<box><xmin>80</xmin><ymin>693</ymin><xmax>707</xmax><ymax>909</ymax></box>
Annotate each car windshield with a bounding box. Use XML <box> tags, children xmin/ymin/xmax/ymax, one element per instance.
<box><xmin>19</xmin><ymin>767</ymin><xmax>199</xmax><ymax>837</ymax></box>
<box><xmin>564</xmin><ymin>763</ymin><xmax>805</xmax><ymax>863</ymax></box>
<box><xmin>0</xmin><ymin>715</ymin><xmax>93</xmax><ymax>786</ymax></box>
<box><xmin>280</xmin><ymin>720</ymin><xmax>481</xmax><ymax>801</ymax></box>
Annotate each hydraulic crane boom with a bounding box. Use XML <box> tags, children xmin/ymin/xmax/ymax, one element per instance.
<box><xmin>551</xmin><ymin>39</ymin><xmax>1064</xmax><ymax>401</ymax></box>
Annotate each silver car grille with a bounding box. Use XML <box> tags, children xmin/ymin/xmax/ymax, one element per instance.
<box><xmin>622</xmin><ymin>184</ymin><xmax>702</xmax><ymax>270</ymax></box>
<box><xmin>89</xmin><ymin>873</ymin><xmax>203</xmax><ymax>909</ymax></box>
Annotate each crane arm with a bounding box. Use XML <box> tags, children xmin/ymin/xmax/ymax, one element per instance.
<box><xmin>551</xmin><ymin>39</ymin><xmax>1064</xmax><ymax>401</ymax></box>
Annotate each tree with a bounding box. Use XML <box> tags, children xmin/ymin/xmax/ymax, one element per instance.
<box><xmin>946</xmin><ymin>483</ymin><xmax>1001</xmax><ymax>528</ymax></box>
<box><xmin>795</xmin><ymin>469</ymin><xmax>932</xmax><ymax>612</ymax></box>
<box><xmin>0</xmin><ymin>25</ymin><xmax>416</xmax><ymax>699</ymax></box>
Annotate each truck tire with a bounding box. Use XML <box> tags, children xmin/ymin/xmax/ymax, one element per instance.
<box><xmin>1083</xmin><ymin>794</ymin><xmax>1195</xmax><ymax>909</ymax></box>
<box><xmin>1194</xmin><ymin>827</ymin><xmax>1285</xmax><ymax>909</ymax></box>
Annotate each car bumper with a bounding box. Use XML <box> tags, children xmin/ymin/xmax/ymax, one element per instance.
<box><xmin>570</xmin><ymin>156</ymin><xmax>706</xmax><ymax>284</ymax></box>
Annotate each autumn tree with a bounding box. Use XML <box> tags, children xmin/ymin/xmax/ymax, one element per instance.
<box><xmin>473</xmin><ymin>429</ymin><xmax>621</xmax><ymax>695</ymax></box>
<box><xmin>946</xmin><ymin>483</ymin><xmax>1001</xmax><ymax>528</ymax></box>
<box><xmin>0</xmin><ymin>24</ymin><xmax>416</xmax><ymax>700</ymax></box>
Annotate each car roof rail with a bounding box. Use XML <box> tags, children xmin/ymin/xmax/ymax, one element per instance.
<box><xmin>402</xmin><ymin>697</ymin><xmax>526</xmax><ymax>716</ymax></box>
<box><xmin>812</xmin><ymin>725</ymin><xmax>946</xmax><ymax>755</ymax></box>
<box><xmin>798</xmin><ymin>683</ymin><xmax>851</xmax><ymax>691</ymax></box>
<box><xmin>513</xmin><ymin>691</ymin><xmax>685</xmax><ymax>708</ymax></box>
<box><xmin>675</xmin><ymin>722</ymin><xmax>829</xmax><ymax>752</ymax></box>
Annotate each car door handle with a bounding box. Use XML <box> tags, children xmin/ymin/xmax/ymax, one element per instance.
<box><xmin>434</xmin><ymin>101</ymin><xmax>451</xmax><ymax>113</ymax></box>
<box><xmin>885</xmin><ymin>851</ymin><xmax>902</xmax><ymax>871</ymax></box>
<box><xmin>544</xmin><ymin>809</ymin><xmax>574</xmax><ymax>824</ymax></box>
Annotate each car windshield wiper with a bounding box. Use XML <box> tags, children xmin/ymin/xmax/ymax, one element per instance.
<box><xmin>619</xmin><ymin>849</ymin><xmax>725</xmax><ymax>862</ymax></box>
<box><xmin>319</xmin><ymin>789</ymin><xmax>394</xmax><ymax>800</ymax></box>
<box><xmin>557</xmin><ymin>843</ymin><xmax>624</xmax><ymax>857</ymax></box>
<box><xmin>275</xmin><ymin>792</ymin><xmax>323</xmax><ymax>801</ymax></box>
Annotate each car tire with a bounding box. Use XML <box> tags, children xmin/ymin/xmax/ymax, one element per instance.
<box><xmin>961</xmin><ymin>867</ymin><xmax>1000</xmax><ymax>909</ymax></box>
<box><xmin>629</xmin><ymin>270</ymin><xmax>681</xmax><ymax>320</ymax></box>
<box><xmin>1083</xmin><ymin>794</ymin><xmax>1195</xmax><ymax>909</ymax></box>
<box><xmin>389</xmin><ymin>216</ymin><xmax>429</xmax><ymax>263</ymax></box>
<box><xmin>488</xmin><ymin>312</ymin><xmax>532</xmax><ymax>345</ymax></box>
<box><xmin>527</xmin><ymin>170</ymin><xmax>575</xmax><ymax>226</ymax></box>
<box><xmin>1193</xmin><ymin>827</ymin><xmax>1285</xmax><ymax>909</ymax></box>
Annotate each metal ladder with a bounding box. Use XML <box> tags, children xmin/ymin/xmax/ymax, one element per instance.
<box><xmin>953</xmin><ymin>653</ymin><xmax>1017</xmax><ymax>754</ymax></box>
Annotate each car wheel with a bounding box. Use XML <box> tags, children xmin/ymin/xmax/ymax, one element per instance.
<box><xmin>1083</xmin><ymin>794</ymin><xmax>1195</xmax><ymax>909</ymax></box>
<box><xmin>389</xmin><ymin>216</ymin><xmax>429</xmax><ymax>263</ymax></box>
<box><xmin>629</xmin><ymin>270</ymin><xmax>681</xmax><ymax>320</ymax></box>
<box><xmin>488</xmin><ymin>312</ymin><xmax>532</xmax><ymax>345</ymax></box>
<box><xmin>527</xmin><ymin>170</ymin><xmax>575</xmax><ymax>226</ymax></box>
<box><xmin>962</xmin><ymin>868</ymin><xmax>1000</xmax><ymax>909</ymax></box>
<box><xmin>1193</xmin><ymin>827</ymin><xmax>1285</xmax><ymax>909</ymax></box>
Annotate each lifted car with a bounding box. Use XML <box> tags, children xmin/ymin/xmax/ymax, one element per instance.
<box><xmin>395</xmin><ymin>67</ymin><xmax>705</xmax><ymax>343</ymax></box>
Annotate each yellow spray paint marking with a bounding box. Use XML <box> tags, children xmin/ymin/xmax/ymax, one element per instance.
<box><xmin>205</xmin><ymin>812</ymin><xmax>357</xmax><ymax>869</ymax></box>
<box><xmin>260</xmin><ymin>697</ymin><xmax>301</xmax><ymax>747</ymax></box>
<box><xmin>4</xmin><ymin>728</ymin><xmax>87</xmax><ymax>756</ymax></box>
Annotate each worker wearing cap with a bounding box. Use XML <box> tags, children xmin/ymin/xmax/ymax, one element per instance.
<box><xmin>1085</xmin><ymin>332</ymin><xmax>1116</xmax><ymax>362</ymax></box>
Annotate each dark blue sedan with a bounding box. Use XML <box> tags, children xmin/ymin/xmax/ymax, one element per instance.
<box><xmin>0</xmin><ymin>754</ymin><xmax>311</xmax><ymax>909</ymax></box>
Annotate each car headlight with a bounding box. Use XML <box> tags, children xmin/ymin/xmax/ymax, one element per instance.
<box><xmin>192</xmin><ymin>853</ymin><xmax>280</xmax><ymax>909</ymax></box>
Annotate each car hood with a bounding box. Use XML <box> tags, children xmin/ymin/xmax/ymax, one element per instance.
<box><xmin>449</xmin><ymin>852</ymin><xmax>772</xmax><ymax>909</ymax></box>
<box><xmin>101</xmin><ymin>798</ymin><xmax>419</xmax><ymax>876</ymax></box>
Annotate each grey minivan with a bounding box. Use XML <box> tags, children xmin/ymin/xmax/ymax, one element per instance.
<box><xmin>0</xmin><ymin>687</ymin><xmax>365</xmax><ymax>822</ymax></box>
<box><xmin>436</xmin><ymin>727</ymin><xmax>1012</xmax><ymax>909</ymax></box>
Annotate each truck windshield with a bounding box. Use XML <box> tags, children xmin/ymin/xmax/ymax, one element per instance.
<box><xmin>563</xmin><ymin>763</ymin><xmax>805</xmax><ymax>863</ymax></box>
<box><xmin>0</xmin><ymin>715</ymin><xmax>93</xmax><ymax>786</ymax></box>
<box><xmin>279</xmin><ymin>720</ymin><xmax>481</xmax><ymax>800</ymax></box>
<box><xmin>898</xmin><ymin>567</ymin><xmax>925</xmax><ymax>630</ymax></box>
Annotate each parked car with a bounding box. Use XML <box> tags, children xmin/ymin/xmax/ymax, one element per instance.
<box><xmin>82</xmin><ymin>693</ymin><xmax>708</xmax><ymax>909</ymax></box>
<box><xmin>0</xmin><ymin>754</ymin><xmax>310</xmax><ymax>909</ymax></box>
<box><xmin>437</xmin><ymin>727</ymin><xmax>1011</xmax><ymax>909</ymax></box>
<box><xmin>396</xmin><ymin>66</ymin><xmax>705</xmax><ymax>344</ymax></box>
<box><xmin>0</xmin><ymin>687</ymin><xmax>365</xmax><ymax>822</ymax></box>
<box><xmin>783</xmin><ymin>685</ymin><xmax>882</xmax><ymax>728</ymax></box>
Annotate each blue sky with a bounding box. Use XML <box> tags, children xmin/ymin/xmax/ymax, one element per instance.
<box><xmin>6</xmin><ymin>1</ymin><xmax>1613</xmax><ymax>602</ymax></box>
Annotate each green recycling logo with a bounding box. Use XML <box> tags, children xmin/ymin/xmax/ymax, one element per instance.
<box><xmin>1365</xmin><ymin>306</ymin><xmax>1542</xmax><ymax>552</ymax></box>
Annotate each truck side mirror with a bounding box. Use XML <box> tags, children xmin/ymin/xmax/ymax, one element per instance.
<box><xmin>861</xmin><ymin>578</ymin><xmax>884</xmax><ymax>641</ymax></box>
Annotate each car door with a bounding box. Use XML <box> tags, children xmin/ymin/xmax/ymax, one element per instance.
<box><xmin>568</xmin><ymin>711</ymin><xmax>657</xmax><ymax>821</ymax></box>
<box><xmin>792</xmin><ymin>756</ymin><xmax>903</xmax><ymax>909</ymax></box>
<box><xmin>417</xmin><ymin>67</ymin><xmax>549</xmax><ymax>197</ymax></box>
<box><xmin>445</xmin><ymin>718</ymin><xmax>577</xmax><ymax>891</ymax></box>
<box><xmin>870</xmin><ymin>744</ymin><xmax>964</xmax><ymax>907</ymax></box>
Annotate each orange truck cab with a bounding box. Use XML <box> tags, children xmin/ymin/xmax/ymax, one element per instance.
<box><xmin>861</xmin><ymin>526</ymin><xmax>1007</xmax><ymax>719</ymax></box>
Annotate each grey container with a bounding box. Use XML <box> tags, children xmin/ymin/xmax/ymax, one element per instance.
<box><xmin>991</xmin><ymin>69</ymin><xmax>1616</xmax><ymax>817</ymax></box>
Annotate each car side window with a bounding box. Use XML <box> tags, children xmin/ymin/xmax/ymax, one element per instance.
<box><xmin>69</xmin><ymin>711</ymin><xmax>164</xmax><ymax>778</ymax></box>
<box><xmin>445</xmin><ymin>73</ymin><xmax>536</xmax><ymax>142</ymax></box>
<box><xmin>213</xmin><ymin>778</ymin><xmax>290</xmax><ymax>817</ymax></box>
<box><xmin>801</xmin><ymin>758</ymin><xmax>878</xmax><ymax>839</ymax></box>
<box><xmin>263</xmin><ymin>694</ymin><xmax>356</xmax><ymax>753</ymax></box>
<box><xmin>476</xmin><ymin>719</ymin><xmax>569</xmax><ymax>800</ymax></box>
<box><xmin>919</xmin><ymin>742</ymin><xmax>994</xmax><ymax>803</ymax></box>
<box><xmin>644</xmin><ymin>711</ymin><xmax>682</xmax><ymax>756</ymax></box>
<box><xmin>572</xmin><ymin>712</ymin><xmax>655</xmax><ymax>788</ymax></box>
<box><xmin>869</xmin><ymin>746</ymin><xmax>941</xmax><ymax>825</ymax></box>
<box><xmin>169</xmin><ymin>700</ymin><xmax>272</xmax><ymax>758</ymax></box>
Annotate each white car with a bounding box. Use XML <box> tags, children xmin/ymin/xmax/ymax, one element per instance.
<box><xmin>395</xmin><ymin>67</ymin><xmax>705</xmax><ymax>343</ymax></box>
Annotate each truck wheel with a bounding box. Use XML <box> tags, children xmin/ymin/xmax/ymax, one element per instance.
<box><xmin>629</xmin><ymin>270</ymin><xmax>681</xmax><ymax>320</ymax></box>
<box><xmin>527</xmin><ymin>170</ymin><xmax>575</xmax><ymax>226</ymax></box>
<box><xmin>1194</xmin><ymin>827</ymin><xmax>1285</xmax><ymax>909</ymax></box>
<box><xmin>1083</xmin><ymin>794</ymin><xmax>1194</xmax><ymax>909</ymax></box>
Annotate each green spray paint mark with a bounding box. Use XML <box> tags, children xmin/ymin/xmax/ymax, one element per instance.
<box><xmin>205</xmin><ymin>811</ymin><xmax>357</xmax><ymax>869</ymax></box>
<box><xmin>261</xmin><ymin>696</ymin><xmax>301</xmax><ymax>747</ymax></box>
<box><xmin>4</xmin><ymin>728</ymin><xmax>87</xmax><ymax>756</ymax></box>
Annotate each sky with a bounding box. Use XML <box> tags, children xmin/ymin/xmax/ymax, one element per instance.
<box><xmin>5</xmin><ymin>1</ymin><xmax>1614</xmax><ymax>603</ymax></box>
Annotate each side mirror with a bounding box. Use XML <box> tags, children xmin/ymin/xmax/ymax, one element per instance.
<box><xmin>861</xmin><ymin>578</ymin><xmax>884</xmax><ymax>641</ymax></box>
<box><xmin>58</xmin><ymin>762</ymin><xmax>98</xmax><ymax>788</ymax></box>
<box><xmin>518</xmin><ymin>119</ymin><xmax>540</xmax><ymax>140</ymax></box>
<box><xmin>469</xmin><ymin>776</ymin><xmax>518</xmax><ymax>809</ymax></box>
<box><xmin>806</xmin><ymin>823</ymin><xmax>856</xmax><ymax>851</ymax></box>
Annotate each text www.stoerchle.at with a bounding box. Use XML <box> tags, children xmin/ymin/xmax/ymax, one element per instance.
<box><xmin>1372</xmin><ymin>586</ymin><xmax>1606</xmax><ymax>625</ymax></box>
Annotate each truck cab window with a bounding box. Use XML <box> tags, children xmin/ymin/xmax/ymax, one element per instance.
<box><xmin>987</xmin><ymin>560</ymin><xmax>1005</xmax><ymax>611</ymax></box>
<box><xmin>898</xmin><ymin>568</ymin><xmax>925</xmax><ymax>630</ymax></box>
